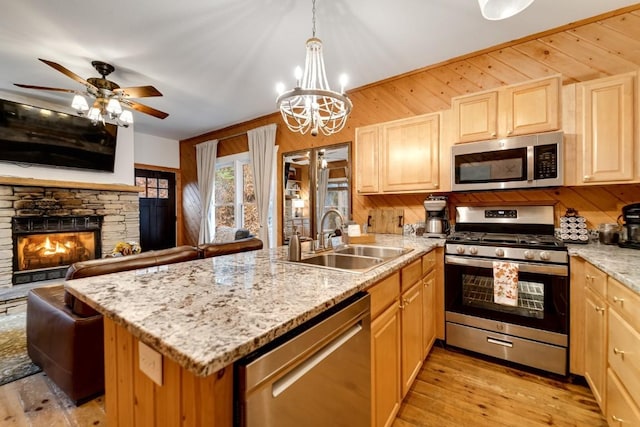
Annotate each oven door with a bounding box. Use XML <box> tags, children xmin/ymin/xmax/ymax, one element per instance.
<box><xmin>444</xmin><ymin>255</ymin><xmax>568</xmax><ymax>335</ymax></box>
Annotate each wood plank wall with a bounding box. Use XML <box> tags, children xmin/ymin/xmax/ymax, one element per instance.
<box><xmin>179</xmin><ymin>5</ymin><xmax>640</xmax><ymax>246</ymax></box>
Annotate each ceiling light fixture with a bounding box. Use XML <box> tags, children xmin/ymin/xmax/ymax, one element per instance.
<box><xmin>276</xmin><ymin>0</ymin><xmax>352</xmax><ymax>137</ymax></box>
<box><xmin>478</xmin><ymin>0</ymin><xmax>535</xmax><ymax>20</ymax></box>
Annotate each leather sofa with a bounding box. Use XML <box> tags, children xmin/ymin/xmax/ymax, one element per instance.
<box><xmin>26</xmin><ymin>237</ymin><xmax>263</xmax><ymax>404</ymax></box>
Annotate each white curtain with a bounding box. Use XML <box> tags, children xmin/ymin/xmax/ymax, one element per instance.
<box><xmin>248</xmin><ymin>124</ymin><xmax>277</xmax><ymax>247</ymax></box>
<box><xmin>196</xmin><ymin>139</ymin><xmax>218</xmax><ymax>244</ymax></box>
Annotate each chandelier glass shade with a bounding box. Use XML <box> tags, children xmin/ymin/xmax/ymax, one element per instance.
<box><xmin>276</xmin><ymin>0</ymin><xmax>352</xmax><ymax>137</ymax></box>
<box><xmin>71</xmin><ymin>93</ymin><xmax>134</xmax><ymax>127</ymax></box>
<box><xmin>478</xmin><ymin>0</ymin><xmax>535</xmax><ymax>20</ymax></box>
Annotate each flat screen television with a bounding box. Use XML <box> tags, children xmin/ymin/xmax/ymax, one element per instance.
<box><xmin>0</xmin><ymin>98</ymin><xmax>118</xmax><ymax>172</ymax></box>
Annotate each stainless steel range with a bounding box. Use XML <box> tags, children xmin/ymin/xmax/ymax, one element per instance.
<box><xmin>444</xmin><ymin>205</ymin><xmax>569</xmax><ymax>375</ymax></box>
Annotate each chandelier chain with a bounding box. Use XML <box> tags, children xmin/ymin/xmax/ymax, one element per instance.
<box><xmin>312</xmin><ymin>0</ymin><xmax>316</xmax><ymax>37</ymax></box>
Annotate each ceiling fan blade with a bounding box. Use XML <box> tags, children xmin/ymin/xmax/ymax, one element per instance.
<box><xmin>114</xmin><ymin>85</ymin><xmax>163</xmax><ymax>98</ymax></box>
<box><xmin>38</xmin><ymin>58</ymin><xmax>94</xmax><ymax>88</ymax></box>
<box><xmin>13</xmin><ymin>83</ymin><xmax>78</xmax><ymax>94</ymax></box>
<box><xmin>122</xmin><ymin>99</ymin><xmax>169</xmax><ymax>119</ymax></box>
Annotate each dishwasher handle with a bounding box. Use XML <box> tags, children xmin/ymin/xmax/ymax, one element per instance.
<box><xmin>272</xmin><ymin>321</ymin><xmax>363</xmax><ymax>397</ymax></box>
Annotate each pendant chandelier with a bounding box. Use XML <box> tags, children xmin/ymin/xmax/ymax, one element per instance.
<box><xmin>478</xmin><ymin>0</ymin><xmax>535</xmax><ymax>20</ymax></box>
<box><xmin>276</xmin><ymin>0</ymin><xmax>352</xmax><ymax>137</ymax></box>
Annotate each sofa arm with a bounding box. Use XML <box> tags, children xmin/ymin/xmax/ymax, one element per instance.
<box><xmin>198</xmin><ymin>237</ymin><xmax>263</xmax><ymax>258</ymax></box>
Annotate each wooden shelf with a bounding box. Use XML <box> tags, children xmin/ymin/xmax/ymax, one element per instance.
<box><xmin>0</xmin><ymin>176</ymin><xmax>139</xmax><ymax>193</ymax></box>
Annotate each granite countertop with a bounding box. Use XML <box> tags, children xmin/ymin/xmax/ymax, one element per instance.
<box><xmin>568</xmin><ymin>242</ymin><xmax>640</xmax><ymax>293</ymax></box>
<box><xmin>65</xmin><ymin>235</ymin><xmax>443</xmax><ymax>377</ymax></box>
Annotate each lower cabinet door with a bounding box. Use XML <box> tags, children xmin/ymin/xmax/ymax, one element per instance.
<box><xmin>401</xmin><ymin>282</ymin><xmax>423</xmax><ymax>397</ymax></box>
<box><xmin>371</xmin><ymin>302</ymin><xmax>401</xmax><ymax>427</ymax></box>
<box><xmin>607</xmin><ymin>368</ymin><xmax>640</xmax><ymax>426</ymax></box>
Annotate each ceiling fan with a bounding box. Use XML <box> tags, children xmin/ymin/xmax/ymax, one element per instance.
<box><xmin>14</xmin><ymin>58</ymin><xmax>169</xmax><ymax>126</ymax></box>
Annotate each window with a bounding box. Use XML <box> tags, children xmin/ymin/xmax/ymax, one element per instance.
<box><xmin>137</xmin><ymin>176</ymin><xmax>169</xmax><ymax>199</ymax></box>
<box><xmin>213</xmin><ymin>153</ymin><xmax>259</xmax><ymax>236</ymax></box>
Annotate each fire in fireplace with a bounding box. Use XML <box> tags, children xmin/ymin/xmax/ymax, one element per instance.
<box><xmin>12</xmin><ymin>216</ymin><xmax>103</xmax><ymax>285</ymax></box>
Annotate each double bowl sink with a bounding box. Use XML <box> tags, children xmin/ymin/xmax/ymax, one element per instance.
<box><xmin>287</xmin><ymin>244</ymin><xmax>413</xmax><ymax>273</ymax></box>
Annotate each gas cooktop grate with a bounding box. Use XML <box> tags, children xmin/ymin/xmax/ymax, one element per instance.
<box><xmin>462</xmin><ymin>275</ymin><xmax>544</xmax><ymax>318</ymax></box>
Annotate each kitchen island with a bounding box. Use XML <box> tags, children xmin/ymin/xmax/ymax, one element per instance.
<box><xmin>64</xmin><ymin>235</ymin><xmax>442</xmax><ymax>426</ymax></box>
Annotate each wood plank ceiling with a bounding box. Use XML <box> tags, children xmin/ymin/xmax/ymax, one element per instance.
<box><xmin>180</xmin><ymin>6</ymin><xmax>640</xmax><ymax>246</ymax></box>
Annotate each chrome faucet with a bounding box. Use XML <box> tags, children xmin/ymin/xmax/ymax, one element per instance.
<box><xmin>318</xmin><ymin>208</ymin><xmax>345</xmax><ymax>250</ymax></box>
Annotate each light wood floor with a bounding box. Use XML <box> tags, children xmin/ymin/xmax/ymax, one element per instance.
<box><xmin>0</xmin><ymin>345</ymin><xmax>605</xmax><ymax>426</ymax></box>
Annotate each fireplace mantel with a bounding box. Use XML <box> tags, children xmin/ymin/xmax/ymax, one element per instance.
<box><xmin>0</xmin><ymin>176</ymin><xmax>139</xmax><ymax>193</ymax></box>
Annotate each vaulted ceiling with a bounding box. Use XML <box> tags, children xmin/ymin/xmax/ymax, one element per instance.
<box><xmin>1</xmin><ymin>0</ymin><xmax>638</xmax><ymax>140</ymax></box>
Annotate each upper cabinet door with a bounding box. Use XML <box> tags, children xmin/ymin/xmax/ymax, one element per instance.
<box><xmin>380</xmin><ymin>113</ymin><xmax>440</xmax><ymax>193</ymax></box>
<box><xmin>452</xmin><ymin>75</ymin><xmax>561</xmax><ymax>144</ymax></box>
<box><xmin>355</xmin><ymin>125</ymin><xmax>380</xmax><ymax>194</ymax></box>
<box><xmin>503</xmin><ymin>76</ymin><xmax>561</xmax><ymax>137</ymax></box>
<box><xmin>452</xmin><ymin>91</ymin><xmax>498</xmax><ymax>143</ymax></box>
<box><xmin>578</xmin><ymin>72</ymin><xmax>636</xmax><ymax>184</ymax></box>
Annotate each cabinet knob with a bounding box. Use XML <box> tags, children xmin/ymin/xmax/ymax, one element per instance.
<box><xmin>584</xmin><ymin>175</ymin><xmax>592</xmax><ymax>181</ymax></box>
<box><xmin>595</xmin><ymin>306</ymin><xmax>605</xmax><ymax>313</ymax></box>
<box><xmin>613</xmin><ymin>347</ymin><xmax>625</xmax><ymax>357</ymax></box>
<box><xmin>491</xmin><ymin>132</ymin><xmax>496</xmax><ymax>137</ymax></box>
<box><xmin>612</xmin><ymin>415</ymin><xmax>625</xmax><ymax>423</ymax></box>
<box><xmin>613</xmin><ymin>296</ymin><xmax>624</xmax><ymax>305</ymax></box>
<box><xmin>507</xmin><ymin>130</ymin><xmax>513</xmax><ymax>135</ymax></box>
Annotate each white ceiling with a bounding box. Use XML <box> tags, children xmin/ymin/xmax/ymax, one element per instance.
<box><xmin>1</xmin><ymin>0</ymin><xmax>638</xmax><ymax>141</ymax></box>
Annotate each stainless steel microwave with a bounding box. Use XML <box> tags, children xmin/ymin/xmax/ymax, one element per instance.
<box><xmin>451</xmin><ymin>131</ymin><xmax>563</xmax><ymax>192</ymax></box>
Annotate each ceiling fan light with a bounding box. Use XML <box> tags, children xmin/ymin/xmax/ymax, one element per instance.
<box><xmin>71</xmin><ymin>95</ymin><xmax>89</xmax><ymax>113</ymax></box>
<box><xmin>119</xmin><ymin>110</ymin><xmax>134</xmax><ymax>126</ymax></box>
<box><xmin>478</xmin><ymin>0</ymin><xmax>535</xmax><ymax>20</ymax></box>
<box><xmin>106</xmin><ymin>98</ymin><xmax>122</xmax><ymax>116</ymax></box>
<box><xmin>87</xmin><ymin>107</ymin><xmax>102</xmax><ymax>124</ymax></box>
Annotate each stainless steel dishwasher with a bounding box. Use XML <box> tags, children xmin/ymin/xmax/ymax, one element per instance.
<box><xmin>236</xmin><ymin>293</ymin><xmax>371</xmax><ymax>427</ymax></box>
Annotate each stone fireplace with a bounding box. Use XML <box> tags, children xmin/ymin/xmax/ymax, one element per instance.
<box><xmin>0</xmin><ymin>183</ymin><xmax>140</xmax><ymax>288</ymax></box>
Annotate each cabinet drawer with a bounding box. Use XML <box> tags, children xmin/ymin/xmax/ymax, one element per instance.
<box><xmin>368</xmin><ymin>272</ymin><xmax>400</xmax><ymax>319</ymax></box>
<box><xmin>585</xmin><ymin>262</ymin><xmax>607</xmax><ymax>297</ymax></box>
<box><xmin>422</xmin><ymin>251</ymin><xmax>436</xmax><ymax>274</ymax></box>
<box><xmin>607</xmin><ymin>368</ymin><xmax>640</xmax><ymax>426</ymax></box>
<box><xmin>608</xmin><ymin>277</ymin><xmax>640</xmax><ymax>332</ymax></box>
<box><xmin>608</xmin><ymin>309</ymin><xmax>640</xmax><ymax>407</ymax></box>
<box><xmin>401</xmin><ymin>259</ymin><xmax>422</xmax><ymax>293</ymax></box>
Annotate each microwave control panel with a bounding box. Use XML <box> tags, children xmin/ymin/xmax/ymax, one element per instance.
<box><xmin>535</xmin><ymin>144</ymin><xmax>558</xmax><ymax>179</ymax></box>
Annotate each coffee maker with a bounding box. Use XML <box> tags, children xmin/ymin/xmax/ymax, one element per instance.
<box><xmin>423</xmin><ymin>195</ymin><xmax>450</xmax><ymax>238</ymax></box>
<box><xmin>618</xmin><ymin>202</ymin><xmax>640</xmax><ymax>249</ymax></box>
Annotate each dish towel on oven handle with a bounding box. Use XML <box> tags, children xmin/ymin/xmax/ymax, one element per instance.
<box><xmin>493</xmin><ymin>261</ymin><xmax>519</xmax><ymax>306</ymax></box>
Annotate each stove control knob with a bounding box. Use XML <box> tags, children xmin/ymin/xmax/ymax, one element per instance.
<box><xmin>456</xmin><ymin>245</ymin><xmax>465</xmax><ymax>254</ymax></box>
<box><xmin>524</xmin><ymin>250</ymin><xmax>534</xmax><ymax>260</ymax></box>
<box><xmin>539</xmin><ymin>251</ymin><xmax>550</xmax><ymax>261</ymax></box>
<box><xmin>469</xmin><ymin>246</ymin><xmax>478</xmax><ymax>255</ymax></box>
<box><xmin>495</xmin><ymin>248</ymin><xmax>505</xmax><ymax>257</ymax></box>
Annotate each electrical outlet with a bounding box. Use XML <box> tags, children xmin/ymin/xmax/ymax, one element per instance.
<box><xmin>138</xmin><ymin>341</ymin><xmax>163</xmax><ymax>386</ymax></box>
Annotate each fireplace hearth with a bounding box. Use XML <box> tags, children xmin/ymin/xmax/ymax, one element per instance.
<box><xmin>12</xmin><ymin>216</ymin><xmax>103</xmax><ymax>285</ymax></box>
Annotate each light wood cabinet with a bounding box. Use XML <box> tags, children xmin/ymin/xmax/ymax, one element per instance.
<box><xmin>400</xmin><ymin>281</ymin><xmax>423</xmax><ymax>398</ymax></box>
<box><xmin>569</xmin><ymin>257</ymin><xmax>585</xmax><ymax>375</ymax></box>
<box><xmin>371</xmin><ymin>301</ymin><xmax>401</xmax><ymax>427</ymax></box>
<box><xmin>574</xmin><ymin>257</ymin><xmax>640</xmax><ymax>424</ymax></box>
<box><xmin>584</xmin><ymin>262</ymin><xmax>608</xmax><ymax>412</ymax></box>
<box><xmin>355</xmin><ymin>113</ymin><xmax>443</xmax><ymax>194</ymax></box>
<box><xmin>452</xmin><ymin>91</ymin><xmax>498</xmax><ymax>143</ymax></box>
<box><xmin>607</xmin><ymin>277</ymin><xmax>640</xmax><ymax>425</ymax></box>
<box><xmin>452</xmin><ymin>75</ymin><xmax>561</xmax><ymax>144</ymax></box>
<box><xmin>368</xmin><ymin>272</ymin><xmax>401</xmax><ymax>427</ymax></box>
<box><xmin>421</xmin><ymin>269</ymin><xmax>436</xmax><ymax>358</ymax></box>
<box><xmin>585</xmin><ymin>286</ymin><xmax>608</xmax><ymax>412</ymax></box>
<box><xmin>607</xmin><ymin>368</ymin><xmax>640</xmax><ymax>426</ymax></box>
<box><xmin>367</xmin><ymin>250</ymin><xmax>443</xmax><ymax>426</ymax></box>
<box><xmin>575</xmin><ymin>71</ymin><xmax>638</xmax><ymax>185</ymax></box>
<box><xmin>355</xmin><ymin>125</ymin><xmax>380</xmax><ymax>193</ymax></box>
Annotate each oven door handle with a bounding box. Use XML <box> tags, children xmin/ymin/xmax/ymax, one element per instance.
<box><xmin>445</xmin><ymin>255</ymin><xmax>568</xmax><ymax>277</ymax></box>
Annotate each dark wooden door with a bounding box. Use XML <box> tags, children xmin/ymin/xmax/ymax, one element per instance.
<box><xmin>135</xmin><ymin>168</ymin><xmax>176</xmax><ymax>251</ymax></box>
